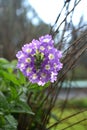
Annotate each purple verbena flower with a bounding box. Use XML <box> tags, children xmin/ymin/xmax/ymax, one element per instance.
<box><xmin>16</xmin><ymin>34</ymin><xmax>63</xmax><ymax>86</ymax></box>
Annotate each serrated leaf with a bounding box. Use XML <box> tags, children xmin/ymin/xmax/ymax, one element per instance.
<box><xmin>9</xmin><ymin>86</ymin><xmax>18</xmax><ymax>100</ymax></box>
<box><xmin>11</xmin><ymin>101</ymin><xmax>34</xmax><ymax>115</ymax></box>
<box><xmin>0</xmin><ymin>70</ymin><xmax>20</xmax><ymax>86</ymax></box>
<box><xmin>0</xmin><ymin>92</ymin><xmax>9</xmax><ymax>110</ymax></box>
<box><xmin>5</xmin><ymin>114</ymin><xmax>17</xmax><ymax>129</ymax></box>
<box><xmin>17</xmin><ymin>70</ymin><xmax>26</xmax><ymax>84</ymax></box>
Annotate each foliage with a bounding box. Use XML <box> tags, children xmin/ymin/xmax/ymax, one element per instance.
<box><xmin>66</xmin><ymin>98</ymin><xmax>87</xmax><ymax>108</ymax></box>
<box><xmin>0</xmin><ymin>58</ymin><xmax>50</xmax><ymax>129</ymax></box>
<box><xmin>1</xmin><ymin>58</ymin><xmax>87</xmax><ymax>130</ymax></box>
<box><xmin>0</xmin><ymin>58</ymin><xmax>35</xmax><ymax>129</ymax></box>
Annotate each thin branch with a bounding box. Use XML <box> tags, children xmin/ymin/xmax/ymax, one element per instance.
<box><xmin>47</xmin><ymin>109</ymin><xmax>87</xmax><ymax>129</ymax></box>
<box><xmin>50</xmin><ymin>1</ymin><xmax>66</xmax><ymax>34</ymax></box>
<box><xmin>61</xmin><ymin>118</ymin><xmax>87</xmax><ymax>130</ymax></box>
<box><xmin>45</xmin><ymin>31</ymin><xmax>87</xmax><ymax>120</ymax></box>
<box><xmin>52</xmin><ymin>0</ymin><xmax>81</xmax><ymax>37</ymax></box>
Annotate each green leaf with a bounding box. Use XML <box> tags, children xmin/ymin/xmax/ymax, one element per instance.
<box><xmin>11</xmin><ymin>101</ymin><xmax>34</xmax><ymax>115</ymax></box>
<box><xmin>28</xmin><ymin>82</ymin><xmax>51</xmax><ymax>92</ymax></box>
<box><xmin>0</xmin><ymin>115</ymin><xmax>5</xmax><ymax>127</ymax></box>
<box><xmin>17</xmin><ymin>70</ymin><xmax>26</xmax><ymax>84</ymax></box>
<box><xmin>0</xmin><ymin>92</ymin><xmax>9</xmax><ymax>111</ymax></box>
<box><xmin>9</xmin><ymin>86</ymin><xmax>18</xmax><ymax>100</ymax></box>
<box><xmin>0</xmin><ymin>70</ymin><xmax>20</xmax><ymax>86</ymax></box>
<box><xmin>4</xmin><ymin>114</ymin><xmax>17</xmax><ymax>130</ymax></box>
<box><xmin>0</xmin><ymin>58</ymin><xmax>9</xmax><ymax>65</ymax></box>
<box><xmin>0</xmin><ymin>58</ymin><xmax>17</xmax><ymax>73</ymax></box>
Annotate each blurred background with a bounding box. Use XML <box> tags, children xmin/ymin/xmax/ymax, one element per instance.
<box><xmin>0</xmin><ymin>0</ymin><xmax>87</xmax><ymax>80</ymax></box>
<box><xmin>0</xmin><ymin>0</ymin><xmax>50</xmax><ymax>60</ymax></box>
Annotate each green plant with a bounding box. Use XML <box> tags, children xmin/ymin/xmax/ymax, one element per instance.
<box><xmin>0</xmin><ymin>58</ymin><xmax>34</xmax><ymax>129</ymax></box>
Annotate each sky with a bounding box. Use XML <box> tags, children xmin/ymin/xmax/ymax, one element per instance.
<box><xmin>28</xmin><ymin>0</ymin><xmax>87</xmax><ymax>26</ymax></box>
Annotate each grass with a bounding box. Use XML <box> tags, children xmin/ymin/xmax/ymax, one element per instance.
<box><xmin>48</xmin><ymin>99</ymin><xmax>87</xmax><ymax>130</ymax></box>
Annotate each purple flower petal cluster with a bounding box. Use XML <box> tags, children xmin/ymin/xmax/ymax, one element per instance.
<box><xmin>16</xmin><ymin>34</ymin><xmax>63</xmax><ymax>86</ymax></box>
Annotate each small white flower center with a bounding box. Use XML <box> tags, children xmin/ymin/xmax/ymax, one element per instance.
<box><xmin>48</xmin><ymin>54</ymin><xmax>54</xmax><ymax>60</ymax></box>
<box><xmin>41</xmin><ymin>73</ymin><xmax>46</xmax><ymax>78</ymax></box>
<box><xmin>43</xmin><ymin>38</ymin><xmax>50</xmax><ymax>42</ymax></box>
<box><xmin>54</xmin><ymin>63</ymin><xmax>57</xmax><ymax>69</ymax></box>
<box><xmin>26</xmin><ymin>67</ymin><xmax>32</xmax><ymax>73</ymax></box>
<box><xmin>26</xmin><ymin>48</ymin><xmax>32</xmax><ymax>53</ymax></box>
<box><xmin>45</xmin><ymin>64</ymin><xmax>50</xmax><ymax>70</ymax></box>
<box><xmin>26</xmin><ymin>58</ymin><xmax>31</xmax><ymax>63</ymax></box>
<box><xmin>32</xmin><ymin>73</ymin><xmax>37</xmax><ymax>80</ymax></box>
<box><xmin>47</xmin><ymin>46</ymin><xmax>51</xmax><ymax>50</ymax></box>
<box><xmin>21</xmin><ymin>63</ymin><xmax>25</xmax><ymax>68</ymax></box>
<box><xmin>40</xmin><ymin>46</ymin><xmax>45</xmax><ymax>51</ymax></box>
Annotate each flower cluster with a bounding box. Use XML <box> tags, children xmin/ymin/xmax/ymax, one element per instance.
<box><xmin>16</xmin><ymin>34</ymin><xmax>63</xmax><ymax>86</ymax></box>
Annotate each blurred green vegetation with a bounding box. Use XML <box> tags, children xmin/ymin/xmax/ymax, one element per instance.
<box><xmin>73</xmin><ymin>66</ymin><xmax>87</xmax><ymax>80</ymax></box>
<box><xmin>58</xmin><ymin>98</ymin><xmax>87</xmax><ymax>108</ymax></box>
<box><xmin>0</xmin><ymin>58</ymin><xmax>50</xmax><ymax>129</ymax></box>
<box><xmin>49</xmin><ymin>108</ymin><xmax>87</xmax><ymax>130</ymax></box>
<box><xmin>0</xmin><ymin>58</ymin><xmax>34</xmax><ymax>129</ymax></box>
<box><xmin>48</xmin><ymin>99</ymin><xmax>87</xmax><ymax>130</ymax></box>
<box><xmin>67</xmin><ymin>65</ymin><xmax>87</xmax><ymax>80</ymax></box>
